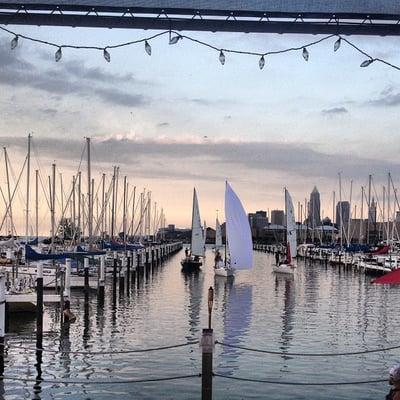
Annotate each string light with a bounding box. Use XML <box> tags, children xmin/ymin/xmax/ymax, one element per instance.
<box><xmin>219</xmin><ymin>50</ymin><xmax>225</xmax><ymax>65</ymax></box>
<box><xmin>334</xmin><ymin>37</ymin><xmax>341</xmax><ymax>52</ymax></box>
<box><xmin>0</xmin><ymin>26</ymin><xmax>398</xmax><ymax>71</ymax></box>
<box><xmin>302</xmin><ymin>47</ymin><xmax>309</xmax><ymax>61</ymax></box>
<box><xmin>103</xmin><ymin>48</ymin><xmax>111</xmax><ymax>62</ymax></box>
<box><xmin>259</xmin><ymin>55</ymin><xmax>265</xmax><ymax>70</ymax></box>
<box><xmin>10</xmin><ymin>35</ymin><xmax>18</xmax><ymax>50</ymax></box>
<box><xmin>55</xmin><ymin>47</ymin><xmax>62</xmax><ymax>62</ymax></box>
<box><xmin>169</xmin><ymin>34</ymin><xmax>182</xmax><ymax>45</ymax></box>
<box><xmin>360</xmin><ymin>59</ymin><xmax>374</xmax><ymax>67</ymax></box>
<box><xmin>145</xmin><ymin>40</ymin><xmax>151</xmax><ymax>55</ymax></box>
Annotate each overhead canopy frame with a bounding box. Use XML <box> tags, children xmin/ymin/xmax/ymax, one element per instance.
<box><xmin>0</xmin><ymin>1</ymin><xmax>400</xmax><ymax>35</ymax></box>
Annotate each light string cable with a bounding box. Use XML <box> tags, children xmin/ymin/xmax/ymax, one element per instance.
<box><xmin>0</xmin><ymin>25</ymin><xmax>399</xmax><ymax>70</ymax></box>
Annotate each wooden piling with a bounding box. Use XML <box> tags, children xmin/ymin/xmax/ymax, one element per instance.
<box><xmin>84</xmin><ymin>257</ymin><xmax>89</xmax><ymax>294</ymax></box>
<box><xmin>98</xmin><ymin>255</ymin><xmax>105</xmax><ymax>304</ymax></box>
<box><xmin>0</xmin><ymin>274</ymin><xmax>5</xmax><ymax>378</ymax></box>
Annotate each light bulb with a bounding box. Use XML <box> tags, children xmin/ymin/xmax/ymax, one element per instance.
<box><xmin>169</xmin><ymin>35</ymin><xmax>181</xmax><ymax>45</ymax></box>
<box><xmin>219</xmin><ymin>50</ymin><xmax>225</xmax><ymax>65</ymax></box>
<box><xmin>10</xmin><ymin>35</ymin><xmax>18</xmax><ymax>50</ymax></box>
<box><xmin>360</xmin><ymin>59</ymin><xmax>374</xmax><ymax>67</ymax></box>
<box><xmin>103</xmin><ymin>48</ymin><xmax>111</xmax><ymax>62</ymax></box>
<box><xmin>334</xmin><ymin>37</ymin><xmax>341</xmax><ymax>52</ymax></box>
<box><xmin>55</xmin><ymin>47</ymin><xmax>62</xmax><ymax>62</ymax></box>
<box><xmin>259</xmin><ymin>55</ymin><xmax>265</xmax><ymax>70</ymax></box>
<box><xmin>302</xmin><ymin>47</ymin><xmax>309</xmax><ymax>61</ymax></box>
<box><xmin>145</xmin><ymin>40</ymin><xmax>151</xmax><ymax>56</ymax></box>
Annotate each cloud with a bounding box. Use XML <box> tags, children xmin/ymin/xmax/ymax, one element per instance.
<box><xmin>0</xmin><ymin>41</ymin><xmax>149</xmax><ymax>108</ymax></box>
<box><xmin>157</xmin><ymin>122</ymin><xmax>170</xmax><ymax>127</ymax></box>
<box><xmin>321</xmin><ymin>107</ymin><xmax>348</xmax><ymax>115</ymax></box>
<box><xmin>368</xmin><ymin>91</ymin><xmax>400</xmax><ymax>107</ymax></box>
<box><xmin>2</xmin><ymin>135</ymin><xmax>399</xmax><ymax>183</ymax></box>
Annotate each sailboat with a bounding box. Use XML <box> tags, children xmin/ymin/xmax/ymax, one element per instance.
<box><xmin>181</xmin><ymin>188</ymin><xmax>205</xmax><ymax>272</ymax></box>
<box><xmin>214</xmin><ymin>182</ymin><xmax>253</xmax><ymax>277</ymax></box>
<box><xmin>273</xmin><ymin>188</ymin><xmax>297</xmax><ymax>274</ymax></box>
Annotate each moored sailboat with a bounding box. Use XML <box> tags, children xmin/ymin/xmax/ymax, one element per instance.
<box><xmin>181</xmin><ymin>188</ymin><xmax>205</xmax><ymax>272</ymax></box>
<box><xmin>273</xmin><ymin>188</ymin><xmax>297</xmax><ymax>274</ymax></box>
<box><xmin>214</xmin><ymin>181</ymin><xmax>253</xmax><ymax>277</ymax></box>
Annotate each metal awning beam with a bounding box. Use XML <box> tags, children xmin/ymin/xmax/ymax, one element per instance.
<box><xmin>1</xmin><ymin>12</ymin><xmax>400</xmax><ymax>35</ymax></box>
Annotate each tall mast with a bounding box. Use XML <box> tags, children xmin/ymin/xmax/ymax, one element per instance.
<box><xmin>101</xmin><ymin>173</ymin><xmax>105</xmax><ymax>241</ymax></box>
<box><xmin>123</xmin><ymin>176</ymin><xmax>127</xmax><ymax>244</ymax></box>
<box><xmin>25</xmin><ymin>134</ymin><xmax>31</xmax><ymax>243</ymax></box>
<box><xmin>51</xmin><ymin>163</ymin><xmax>56</xmax><ymax>252</ymax></box>
<box><xmin>35</xmin><ymin>169</ymin><xmax>39</xmax><ymax>241</ymax></box>
<box><xmin>72</xmin><ymin>175</ymin><xmax>76</xmax><ymax>237</ymax></box>
<box><xmin>129</xmin><ymin>186</ymin><xmax>136</xmax><ymax>239</ymax></box>
<box><xmin>360</xmin><ymin>186</ymin><xmax>364</xmax><ymax>244</ymax></box>
<box><xmin>387</xmin><ymin>172</ymin><xmax>391</xmax><ymax>246</ymax></box>
<box><xmin>86</xmin><ymin>137</ymin><xmax>92</xmax><ymax>249</ymax></box>
<box><xmin>77</xmin><ymin>172</ymin><xmax>81</xmax><ymax>242</ymax></box>
<box><xmin>4</xmin><ymin>147</ymin><xmax>14</xmax><ymax>236</ymax></box>
<box><xmin>383</xmin><ymin>186</ymin><xmax>386</xmax><ymax>243</ymax></box>
<box><xmin>111</xmin><ymin>166</ymin><xmax>116</xmax><ymax>239</ymax></box>
<box><xmin>338</xmin><ymin>172</ymin><xmax>343</xmax><ymax>249</ymax></box>
<box><xmin>367</xmin><ymin>174</ymin><xmax>371</xmax><ymax>245</ymax></box>
<box><xmin>347</xmin><ymin>180</ymin><xmax>353</xmax><ymax>247</ymax></box>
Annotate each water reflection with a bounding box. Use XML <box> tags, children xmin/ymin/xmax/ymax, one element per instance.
<box><xmin>217</xmin><ymin>281</ymin><xmax>253</xmax><ymax>376</ymax></box>
<box><xmin>182</xmin><ymin>271</ymin><xmax>204</xmax><ymax>340</ymax></box>
<box><xmin>274</xmin><ymin>275</ymin><xmax>295</xmax><ymax>361</ymax></box>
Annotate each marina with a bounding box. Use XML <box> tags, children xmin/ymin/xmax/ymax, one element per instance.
<box><xmin>1</xmin><ymin>247</ymin><xmax>399</xmax><ymax>399</ymax></box>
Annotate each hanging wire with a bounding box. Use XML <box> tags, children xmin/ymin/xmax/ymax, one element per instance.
<box><xmin>0</xmin><ymin>26</ymin><xmax>398</xmax><ymax>70</ymax></box>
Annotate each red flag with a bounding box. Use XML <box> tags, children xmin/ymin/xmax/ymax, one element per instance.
<box><xmin>372</xmin><ymin>268</ymin><xmax>400</xmax><ymax>284</ymax></box>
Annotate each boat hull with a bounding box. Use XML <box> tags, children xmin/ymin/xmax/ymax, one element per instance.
<box><xmin>272</xmin><ymin>263</ymin><xmax>295</xmax><ymax>274</ymax></box>
<box><xmin>181</xmin><ymin>259</ymin><xmax>202</xmax><ymax>272</ymax></box>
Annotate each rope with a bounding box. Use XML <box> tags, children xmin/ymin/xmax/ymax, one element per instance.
<box><xmin>214</xmin><ymin>373</ymin><xmax>387</xmax><ymax>386</ymax></box>
<box><xmin>215</xmin><ymin>340</ymin><xmax>400</xmax><ymax>357</ymax></box>
<box><xmin>4</xmin><ymin>340</ymin><xmax>199</xmax><ymax>355</ymax></box>
<box><xmin>0</xmin><ymin>373</ymin><xmax>200</xmax><ymax>385</ymax></box>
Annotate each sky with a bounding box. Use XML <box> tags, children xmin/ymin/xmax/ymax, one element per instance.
<box><xmin>0</xmin><ymin>23</ymin><xmax>400</xmax><ymax>234</ymax></box>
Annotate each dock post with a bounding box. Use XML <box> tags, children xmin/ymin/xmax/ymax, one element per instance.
<box><xmin>137</xmin><ymin>249</ymin><xmax>141</xmax><ymax>272</ymax></box>
<box><xmin>119</xmin><ymin>256</ymin><xmax>126</xmax><ymax>294</ymax></box>
<box><xmin>201</xmin><ymin>286</ymin><xmax>214</xmax><ymax>400</ymax></box>
<box><xmin>84</xmin><ymin>257</ymin><xmax>89</xmax><ymax>294</ymax></box>
<box><xmin>62</xmin><ymin>259</ymin><xmax>73</xmax><ymax>323</ymax></box>
<box><xmin>36</xmin><ymin>262</ymin><xmax>44</xmax><ymax>337</ymax></box>
<box><xmin>112</xmin><ymin>251</ymin><xmax>117</xmax><ymax>303</ymax></box>
<box><xmin>0</xmin><ymin>274</ymin><xmax>6</xmax><ymax>378</ymax></box>
<box><xmin>126</xmin><ymin>251</ymin><xmax>131</xmax><ymax>295</ymax></box>
<box><xmin>98</xmin><ymin>255</ymin><xmax>105</xmax><ymax>304</ymax></box>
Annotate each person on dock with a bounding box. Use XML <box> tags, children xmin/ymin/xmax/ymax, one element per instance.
<box><xmin>387</xmin><ymin>365</ymin><xmax>400</xmax><ymax>400</ymax></box>
<box><xmin>275</xmin><ymin>250</ymin><xmax>280</xmax><ymax>265</ymax></box>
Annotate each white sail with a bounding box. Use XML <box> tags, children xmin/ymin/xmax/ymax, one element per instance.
<box><xmin>203</xmin><ymin>220</ymin><xmax>207</xmax><ymax>249</ymax></box>
<box><xmin>225</xmin><ymin>182</ymin><xmax>253</xmax><ymax>269</ymax></box>
<box><xmin>285</xmin><ymin>188</ymin><xmax>297</xmax><ymax>258</ymax></box>
<box><xmin>191</xmin><ymin>188</ymin><xmax>205</xmax><ymax>257</ymax></box>
<box><xmin>215</xmin><ymin>218</ymin><xmax>222</xmax><ymax>249</ymax></box>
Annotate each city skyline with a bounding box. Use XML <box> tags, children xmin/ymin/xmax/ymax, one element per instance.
<box><xmin>1</xmin><ymin>26</ymin><xmax>400</xmax><ymax>232</ymax></box>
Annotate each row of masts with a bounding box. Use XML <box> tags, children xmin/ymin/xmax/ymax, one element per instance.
<box><xmin>1</xmin><ymin>136</ymin><xmax>166</xmax><ymax>249</ymax></box>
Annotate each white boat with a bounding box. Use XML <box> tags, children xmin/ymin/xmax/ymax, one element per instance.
<box><xmin>181</xmin><ymin>188</ymin><xmax>205</xmax><ymax>272</ymax></box>
<box><xmin>273</xmin><ymin>188</ymin><xmax>296</xmax><ymax>275</ymax></box>
<box><xmin>214</xmin><ymin>182</ymin><xmax>253</xmax><ymax>276</ymax></box>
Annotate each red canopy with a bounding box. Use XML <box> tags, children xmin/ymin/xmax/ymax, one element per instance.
<box><xmin>372</xmin><ymin>268</ymin><xmax>400</xmax><ymax>284</ymax></box>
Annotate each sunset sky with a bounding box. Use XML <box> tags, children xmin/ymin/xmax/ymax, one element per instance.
<box><xmin>0</xmin><ymin>25</ymin><xmax>400</xmax><ymax>234</ymax></box>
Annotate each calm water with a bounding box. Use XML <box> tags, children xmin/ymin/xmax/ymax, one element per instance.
<box><xmin>2</xmin><ymin>248</ymin><xmax>400</xmax><ymax>399</ymax></box>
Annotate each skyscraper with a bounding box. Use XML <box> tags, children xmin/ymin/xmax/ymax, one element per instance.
<box><xmin>336</xmin><ymin>201</ymin><xmax>350</xmax><ymax>229</ymax></box>
<box><xmin>308</xmin><ymin>186</ymin><xmax>321</xmax><ymax>227</ymax></box>
<box><xmin>271</xmin><ymin>210</ymin><xmax>285</xmax><ymax>226</ymax></box>
<box><xmin>368</xmin><ymin>197</ymin><xmax>377</xmax><ymax>224</ymax></box>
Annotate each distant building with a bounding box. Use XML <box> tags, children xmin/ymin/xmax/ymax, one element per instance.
<box><xmin>368</xmin><ymin>198</ymin><xmax>377</xmax><ymax>224</ymax></box>
<box><xmin>271</xmin><ymin>210</ymin><xmax>284</xmax><ymax>226</ymax></box>
<box><xmin>336</xmin><ymin>201</ymin><xmax>350</xmax><ymax>230</ymax></box>
<box><xmin>248</xmin><ymin>210</ymin><xmax>269</xmax><ymax>230</ymax></box>
<box><xmin>167</xmin><ymin>224</ymin><xmax>175</xmax><ymax>231</ymax></box>
<box><xmin>308</xmin><ymin>186</ymin><xmax>321</xmax><ymax>227</ymax></box>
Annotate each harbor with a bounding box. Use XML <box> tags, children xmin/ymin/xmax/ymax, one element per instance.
<box><xmin>1</xmin><ymin>247</ymin><xmax>399</xmax><ymax>399</ymax></box>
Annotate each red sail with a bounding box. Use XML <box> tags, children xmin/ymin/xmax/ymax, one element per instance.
<box><xmin>371</xmin><ymin>245</ymin><xmax>390</xmax><ymax>255</ymax></box>
<box><xmin>372</xmin><ymin>268</ymin><xmax>400</xmax><ymax>284</ymax></box>
<box><xmin>285</xmin><ymin>242</ymin><xmax>291</xmax><ymax>264</ymax></box>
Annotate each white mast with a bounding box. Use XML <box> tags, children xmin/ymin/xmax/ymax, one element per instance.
<box><xmin>51</xmin><ymin>163</ymin><xmax>56</xmax><ymax>252</ymax></box>
<box><xmin>25</xmin><ymin>134</ymin><xmax>31</xmax><ymax>244</ymax></box>
<box><xmin>86</xmin><ymin>137</ymin><xmax>93</xmax><ymax>249</ymax></box>
<box><xmin>338</xmin><ymin>172</ymin><xmax>343</xmax><ymax>249</ymax></box>
<box><xmin>35</xmin><ymin>169</ymin><xmax>39</xmax><ymax>241</ymax></box>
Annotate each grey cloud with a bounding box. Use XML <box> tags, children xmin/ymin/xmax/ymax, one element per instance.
<box><xmin>157</xmin><ymin>122</ymin><xmax>170</xmax><ymax>127</ymax></box>
<box><xmin>368</xmin><ymin>91</ymin><xmax>400</xmax><ymax>107</ymax></box>
<box><xmin>40</xmin><ymin>108</ymin><xmax>58</xmax><ymax>116</ymax></box>
<box><xmin>0</xmin><ymin>41</ymin><xmax>149</xmax><ymax>108</ymax></box>
<box><xmin>321</xmin><ymin>107</ymin><xmax>348</xmax><ymax>115</ymax></box>
<box><xmin>2</xmin><ymin>136</ymin><xmax>400</xmax><ymax>182</ymax></box>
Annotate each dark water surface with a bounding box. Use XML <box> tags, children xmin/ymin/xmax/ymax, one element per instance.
<box><xmin>2</xmin><ymin>248</ymin><xmax>400</xmax><ymax>399</ymax></box>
